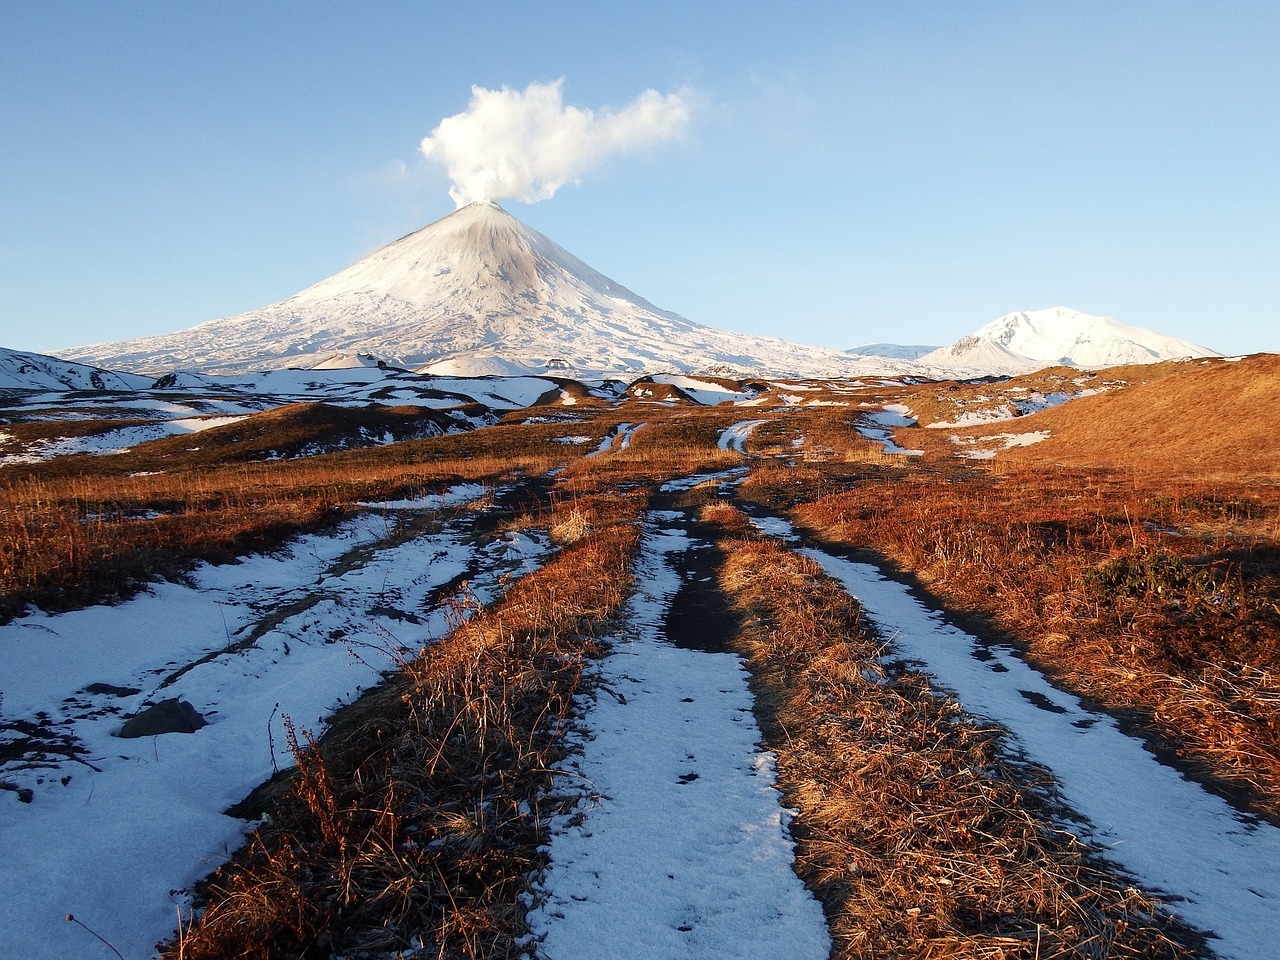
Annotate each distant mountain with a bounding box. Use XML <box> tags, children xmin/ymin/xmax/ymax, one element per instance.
<box><xmin>58</xmin><ymin>201</ymin><xmax>895</xmax><ymax>380</ymax></box>
<box><xmin>0</xmin><ymin>347</ymin><xmax>153</xmax><ymax>392</ymax></box>
<box><xmin>919</xmin><ymin>307</ymin><xmax>1220</xmax><ymax>376</ymax></box>
<box><xmin>850</xmin><ymin>342</ymin><xmax>940</xmax><ymax>361</ymax></box>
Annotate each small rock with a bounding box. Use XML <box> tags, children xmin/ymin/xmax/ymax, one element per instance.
<box><xmin>118</xmin><ymin>699</ymin><xmax>207</xmax><ymax>738</ymax></box>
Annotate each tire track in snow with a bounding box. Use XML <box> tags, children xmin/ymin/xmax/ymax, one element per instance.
<box><xmin>527</xmin><ymin>495</ymin><xmax>829</xmax><ymax>959</ymax></box>
<box><xmin>588</xmin><ymin>421</ymin><xmax>646</xmax><ymax>456</ymax></box>
<box><xmin>748</xmin><ymin>514</ymin><xmax>1279</xmax><ymax>960</ymax></box>
<box><xmin>716</xmin><ymin>419</ymin><xmax>766</xmax><ymax>454</ymax></box>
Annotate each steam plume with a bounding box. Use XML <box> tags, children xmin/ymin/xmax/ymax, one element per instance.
<box><xmin>420</xmin><ymin>80</ymin><xmax>690</xmax><ymax>207</ymax></box>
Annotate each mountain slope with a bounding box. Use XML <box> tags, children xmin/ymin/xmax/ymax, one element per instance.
<box><xmin>0</xmin><ymin>347</ymin><xmax>153</xmax><ymax>392</ymax></box>
<box><xmin>58</xmin><ymin>202</ymin><xmax>879</xmax><ymax>379</ymax></box>
<box><xmin>920</xmin><ymin>307</ymin><xmax>1220</xmax><ymax>376</ymax></box>
<box><xmin>989</xmin><ymin>354</ymin><xmax>1280</xmax><ymax>477</ymax></box>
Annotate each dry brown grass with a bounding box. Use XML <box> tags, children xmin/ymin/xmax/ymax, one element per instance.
<box><xmin>961</xmin><ymin>354</ymin><xmax>1280</xmax><ymax>479</ymax></box>
<box><xmin>4</xmin><ymin>395</ymin><xmax>768</xmax><ymax>623</ymax></box>
<box><xmin>713</xmin><ymin>525</ymin><xmax>1203</xmax><ymax>959</ymax></box>
<box><xmin>784</xmin><ymin>463</ymin><xmax>1280</xmax><ymax>820</ymax></box>
<box><xmin>162</xmin><ymin>490</ymin><xmax>646</xmax><ymax>959</ymax></box>
<box><xmin>0</xmin><ymin>429</ymin><xmax>564</xmax><ymax>622</ymax></box>
<box><xmin>556</xmin><ymin>408</ymin><xmax>751</xmax><ymax>486</ymax></box>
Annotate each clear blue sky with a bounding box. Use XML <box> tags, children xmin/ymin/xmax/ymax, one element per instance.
<box><xmin>3</xmin><ymin>1</ymin><xmax>1277</xmax><ymax>357</ymax></box>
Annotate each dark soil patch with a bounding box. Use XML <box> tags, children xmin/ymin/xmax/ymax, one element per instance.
<box><xmin>652</xmin><ymin>485</ymin><xmax>747</xmax><ymax>655</ymax></box>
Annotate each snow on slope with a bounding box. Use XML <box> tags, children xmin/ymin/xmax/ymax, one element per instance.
<box><xmin>57</xmin><ymin>202</ymin><xmax>881</xmax><ymax>380</ymax></box>
<box><xmin>921</xmin><ymin>307</ymin><xmax>1220</xmax><ymax>376</ymax></box>
<box><xmin>0</xmin><ymin>347</ymin><xmax>153</xmax><ymax>392</ymax></box>
<box><xmin>306</xmin><ymin>352</ymin><xmax>389</xmax><ymax>370</ymax></box>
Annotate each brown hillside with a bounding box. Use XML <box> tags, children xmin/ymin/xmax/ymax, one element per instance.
<box><xmin>985</xmin><ymin>354</ymin><xmax>1280</xmax><ymax>478</ymax></box>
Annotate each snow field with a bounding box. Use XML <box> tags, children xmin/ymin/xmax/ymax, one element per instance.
<box><xmin>0</xmin><ymin>485</ymin><xmax>549</xmax><ymax>960</ymax></box>
<box><xmin>527</xmin><ymin>511</ymin><xmax>830</xmax><ymax>959</ymax></box>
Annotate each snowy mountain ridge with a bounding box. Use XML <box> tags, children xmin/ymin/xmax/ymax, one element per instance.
<box><xmin>0</xmin><ymin>346</ymin><xmax>154</xmax><ymax>392</ymax></box>
<box><xmin>849</xmin><ymin>342</ymin><xmax>940</xmax><ymax>361</ymax></box>
<box><xmin>57</xmin><ymin>201</ymin><xmax>894</xmax><ymax>380</ymax></box>
<box><xmin>49</xmin><ymin>205</ymin><xmax>1219</xmax><ymax>381</ymax></box>
<box><xmin>920</xmin><ymin>307</ymin><xmax>1220</xmax><ymax>376</ymax></box>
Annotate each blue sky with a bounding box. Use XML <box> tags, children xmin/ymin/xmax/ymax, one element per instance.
<box><xmin>3</xmin><ymin>1</ymin><xmax>1277</xmax><ymax>357</ymax></box>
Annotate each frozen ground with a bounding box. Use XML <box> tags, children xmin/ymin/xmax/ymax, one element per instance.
<box><xmin>0</xmin><ymin>484</ymin><xmax>549</xmax><ymax>960</ymax></box>
<box><xmin>527</xmin><ymin>506</ymin><xmax>830</xmax><ymax>959</ymax></box>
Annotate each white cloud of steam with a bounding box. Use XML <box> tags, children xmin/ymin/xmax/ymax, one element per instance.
<box><xmin>420</xmin><ymin>80</ymin><xmax>690</xmax><ymax>207</ymax></box>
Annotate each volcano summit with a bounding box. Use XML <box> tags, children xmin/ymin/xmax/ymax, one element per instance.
<box><xmin>60</xmin><ymin>202</ymin><xmax>862</xmax><ymax>379</ymax></box>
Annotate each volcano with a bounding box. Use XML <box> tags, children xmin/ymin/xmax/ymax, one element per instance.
<box><xmin>919</xmin><ymin>306</ymin><xmax>1221</xmax><ymax>376</ymax></box>
<box><xmin>58</xmin><ymin>202</ymin><xmax>868</xmax><ymax>379</ymax></box>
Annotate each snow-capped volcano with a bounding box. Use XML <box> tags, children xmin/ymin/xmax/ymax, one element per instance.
<box><xmin>920</xmin><ymin>307</ymin><xmax>1220</xmax><ymax>376</ymax></box>
<box><xmin>58</xmin><ymin>202</ymin><xmax>867</xmax><ymax>379</ymax></box>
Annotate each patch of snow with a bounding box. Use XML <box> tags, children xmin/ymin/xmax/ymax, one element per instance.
<box><xmin>950</xmin><ymin>431</ymin><xmax>1051</xmax><ymax>459</ymax></box>
<box><xmin>527</xmin><ymin>514</ymin><xmax>830</xmax><ymax>958</ymax></box>
<box><xmin>0</xmin><ymin>486</ymin><xmax>550</xmax><ymax>960</ymax></box>
<box><xmin>356</xmin><ymin>483</ymin><xmax>489</xmax><ymax>510</ymax></box>
<box><xmin>717</xmin><ymin>420</ymin><xmax>767</xmax><ymax>453</ymax></box>
<box><xmin>925</xmin><ymin>408</ymin><xmax>1017</xmax><ymax>429</ymax></box>
<box><xmin>589</xmin><ymin>422</ymin><xmax>646</xmax><ymax>456</ymax></box>
<box><xmin>855</xmin><ymin>405</ymin><xmax>923</xmax><ymax>456</ymax></box>
<box><xmin>659</xmin><ymin>469</ymin><xmax>750</xmax><ymax>493</ymax></box>
<box><xmin>0</xmin><ymin>415</ymin><xmax>249</xmax><ymax>463</ymax></box>
<box><xmin>650</xmin><ymin>374</ymin><xmax>755</xmax><ymax>406</ymax></box>
<box><xmin>417</xmin><ymin>355</ymin><xmax>538</xmax><ymax>378</ymax></box>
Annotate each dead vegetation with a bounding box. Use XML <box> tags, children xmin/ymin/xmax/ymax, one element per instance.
<box><xmin>0</xmin><ymin>425</ymin><xmax>568</xmax><ymax>622</ymax></box>
<box><xmin>8</xmin><ymin>357</ymin><xmax>1278</xmax><ymax>955</ymax></box>
<box><xmin>939</xmin><ymin>354</ymin><xmax>1280</xmax><ymax>479</ymax></box>
<box><xmin>711</xmin><ymin>518</ymin><xmax>1204</xmax><ymax>959</ymax></box>
<box><xmin>161</xmin><ymin>490</ymin><xmax>645</xmax><ymax>960</ymax></box>
<box><xmin>779</xmin><ymin>466</ymin><xmax>1280</xmax><ymax>821</ymax></box>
